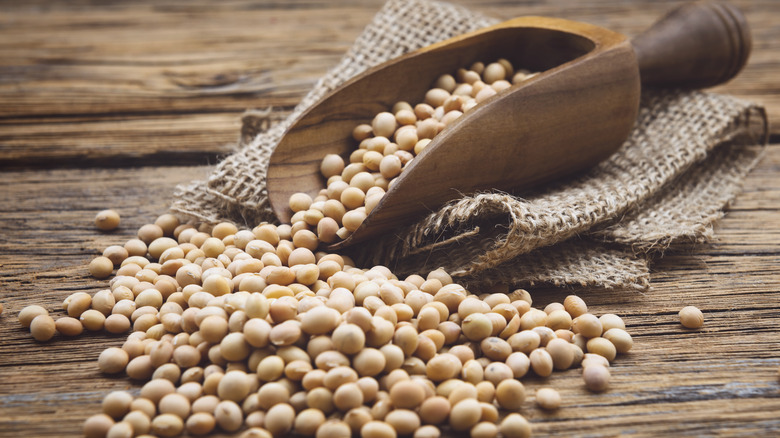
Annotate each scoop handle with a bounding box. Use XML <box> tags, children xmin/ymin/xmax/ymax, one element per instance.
<box><xmin>631</xmin><ymin>2</ymin><xmax>751</xmax><ymax>88</ymax></box>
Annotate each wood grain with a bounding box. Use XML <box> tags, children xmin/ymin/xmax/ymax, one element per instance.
<box><xmin>632</xmin><ymin>2</ymin><xmax>752</xmax><ymax>88</ymax></box>
<box><xmin>1</xmin><ymin>0</ymin><xmax>778</xmax><ymax>168</ymax></box>
<box><xmin>1</xmin><ymin>1</ymin><xmax>780</xmax><ymax>437</ymax></box>
<box><xmin>2</xmin><ymin>146</ymin><xmax>780</xmax><ymax>436</ymax></box>
<box><xmin>0</xmin><ymin>0</ymin><xmax>385</xmax><ymax>167</ymax></box>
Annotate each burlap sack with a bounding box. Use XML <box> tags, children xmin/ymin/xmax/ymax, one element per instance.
<box><xmin>171</xmin><ymin>0</ymin><xmax>768</xmax><ymax>290</ymax></box>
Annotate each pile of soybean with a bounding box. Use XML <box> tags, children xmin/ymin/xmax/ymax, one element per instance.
<box><xmin>19</xmin><ymin>211</ymin><xmax>633</xmax><ymax>438</ymax></box>
<box><xmin>17</xmin><ymin>61</ymin><xmax>636</xmax><ymax>438</ymax></box>
<box><xmin>288</xmin><ymin>59</ymin><xmax>538</xmax><ymax>243</ymax></box>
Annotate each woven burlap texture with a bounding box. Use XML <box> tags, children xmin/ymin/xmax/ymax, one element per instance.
<box><xmin>171</xmin><ymin>0</ymin><xmax>768</xmax><ymax>290</ymax></box>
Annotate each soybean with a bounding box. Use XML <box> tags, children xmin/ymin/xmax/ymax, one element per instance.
<box><xmin>84</xmin><ymin>414</ymin><xmax>115</xmax><ymax>438</ymax></box>
<box><xmin>535</xmin><ymin>387</ymin><xmax>561</xmax><ymax>410</ymax></box>
<box><xmin>499</xmin><ymin>414</ymin><xmax>531</xmax><ymax>438</ymax></box>
<box><xmin>582</xmin><ymin>364</ymin><xmax>611</xmax><ymax>392</ymax></box>
<box><xmin>265</xmin><ymin>403</ymin><xmax>296</xmax><ymax>435</ymax></box>
<box><xmin>603</xmin><ymin>328</ymin><xmax>633</xmax><ymax>354</ymax></box>
<box><xmin>30</xmin><ymin>314</ymin><xmax>56</xmax><ymax>341</ymax></box>
<box><xmin>95</xmin><ymin>209</ymin><xmax>121</xmax><ymax>231</ymax></box>
<box><xmin>55</xmin><ymin>316</ymin><xmax>84</xmax><ymax>337</ymax></box>
<box><xmin>18</xmin><ymin>305</ymin><xmax>48</xmax><ymax>328</ymax></box>
<box><xmin>494</xmin><ymin>379</ymin><xmax>525</xmax><ymax>410</ymax></box>
<box><xmin>679</xmin><ymin>305</ymin><xmax>704</xmax><ymax>329</ymax></box>
<box><xmin>449</xmin><ymin>399</ymin><xmax>482</xmax><ymax>431</ymax></box>
<box><xmin>151</xmin><ymin>413</ymin><xmax>184</xmax><ymax>437</ymax></box>
<box><xmin>98</xmin><ymin>347</ymin><xmax>129</xmax><ymax>374</ymax></box>
<box><xmin>54</xmin><ymin>128</ymin><xmax>648</xmax><ymax>438</ymax></box>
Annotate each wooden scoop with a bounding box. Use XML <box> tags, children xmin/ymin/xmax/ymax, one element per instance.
<box><xmin>267</xmin><ymin>2</ymin><xmax>750</xmax><ymax>249</ymax></box>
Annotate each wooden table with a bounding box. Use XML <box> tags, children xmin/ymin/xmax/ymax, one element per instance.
<box><xmin>2</xmin><ymin>0</ymin><xmax>779</xmax><ymax>436</ymax></box>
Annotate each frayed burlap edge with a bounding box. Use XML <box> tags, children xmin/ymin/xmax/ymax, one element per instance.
<box><xmin>370</xmin><ymin>139</ymin><xmax>764</xmax><ymax>290</ymax></box>
<box><xmin>457</xmin><ymin>242</ymin><xmax>652</xmax><ymax>291</ymax></box>
<box><xmin>591</xmin><ymin>145</ymin><xmax>766</xmax><ymax>253</ymax></box>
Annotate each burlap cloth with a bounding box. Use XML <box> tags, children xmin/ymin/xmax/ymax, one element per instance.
<box><xmin>171</xmin><ymin>0</ymin><xmax>768</xmax><ymax>290</ymax></box>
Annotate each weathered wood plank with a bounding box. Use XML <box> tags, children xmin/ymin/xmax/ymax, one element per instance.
<box><xmin>0</xmin><ymin>114</ymin><xmax>239</xmax><ymax>167</ymax></box>
<box><xmin>1</xmin><ymin>0</ymin><xmax>777</xmax><ymax>166</ymax></box>
<box><xmin>2</xmin><ymin>144</ymin><xmax>780</xmax><ymax>436</ymax></box>
<box><xmin>0</xmin><ymin>0</ymin><xmax>381</xmax><ymax>165</ymax></box>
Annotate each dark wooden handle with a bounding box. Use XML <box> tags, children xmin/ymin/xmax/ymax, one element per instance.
<box><xmin>632</xmin><ymin>2</ymin><xmax>751</xmax><ymax>88</ymax></box>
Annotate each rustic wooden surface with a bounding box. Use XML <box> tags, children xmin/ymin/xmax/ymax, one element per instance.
<box><xmin>1</xmin><ymin>0</ymin><xmax>779</xmax><ymax>437</ymax></box>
